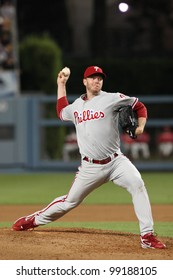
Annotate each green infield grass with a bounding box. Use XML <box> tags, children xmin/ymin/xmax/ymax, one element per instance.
<box><xmin>0</xmin><ymin>172</ymin><xmax>173</xmax><ymax>205</ymax></box>
<box><xmin>0</xmin><ymin>172</ymin><xmax>172</xmax><ymax>237</ymax></box>
<box><xmin>0</xmin><ymin>221</ymin><xmax>172</xmax><ymax>238</ymax></box>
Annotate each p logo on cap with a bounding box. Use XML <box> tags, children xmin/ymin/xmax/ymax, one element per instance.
<box><xmin>84</xmin><ymin>66</ymin><xmax>106</xmax><ymax>79</ymax></box>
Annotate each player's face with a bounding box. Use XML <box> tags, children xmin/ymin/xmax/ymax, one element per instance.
<box><xmin>83</xmin><ymin>75</ymin><xmax>103</xmax><ymax>97</ymax></box>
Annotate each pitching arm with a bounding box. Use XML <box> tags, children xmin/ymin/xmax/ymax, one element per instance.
<box><xmin>56</xmin><ymin>67</ymin><xmax>71</xmax><ymax>118</ymax></box>
<box><xmin>57</xmin><ymin>67</ymin><xmax>70</xmax><ymax>99</ymax></box>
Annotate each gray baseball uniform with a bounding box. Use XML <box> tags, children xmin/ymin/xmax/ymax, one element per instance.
<box><xmin>33</xmin><ymin>90</ymin><xmax>154</xmax><ymax>235</ymax></box>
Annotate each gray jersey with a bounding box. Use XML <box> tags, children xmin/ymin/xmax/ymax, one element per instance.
<box><xmin>61</xmin><ymin>90</ymin><xmax>138</xmax><ymax>159</ymax></box>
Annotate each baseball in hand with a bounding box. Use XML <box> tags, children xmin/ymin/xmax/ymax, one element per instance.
<box><xmin>61</xmin><ymin>67</ymin><xmax>71</xmax><ymax>77</ymax></box>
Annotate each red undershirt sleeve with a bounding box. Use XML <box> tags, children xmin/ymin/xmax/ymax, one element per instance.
<box><xmin>56</xmin><ymin>96</ymin><xmax>69</xmax><ymax>119</ymax></box>
<box><xmin>133</xmin><ymin>101</ymin><xmax>148</xmax><ymax>119</ymax></box>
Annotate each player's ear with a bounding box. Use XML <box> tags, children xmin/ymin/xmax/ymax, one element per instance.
<box><xmin>83</xmin><ymin>78</ymin><xmax>87</xmax><ymax>86</ymax></box>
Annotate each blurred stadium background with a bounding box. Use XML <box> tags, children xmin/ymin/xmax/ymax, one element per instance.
<box><xmin>0</xmin><ymin>0</ymin><xmax>173</xmax><ymax>172</ymax></box>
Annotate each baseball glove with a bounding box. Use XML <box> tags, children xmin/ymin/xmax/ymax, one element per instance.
<box><xmin>118</xmin><ymin>105</ymin><xmax>138</xmax><ymax>139</ymax></box>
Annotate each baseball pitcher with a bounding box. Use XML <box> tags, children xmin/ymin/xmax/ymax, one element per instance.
<box><xmin>12</xmin><ymin>66</ymin><xmax>166</xmax><ymax>249</ymax></box>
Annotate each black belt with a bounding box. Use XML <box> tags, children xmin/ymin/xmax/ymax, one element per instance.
<box><xmin>83</xmin><ymin>153</ymin><xmax>118</xmax><ymax>165</ymax></box>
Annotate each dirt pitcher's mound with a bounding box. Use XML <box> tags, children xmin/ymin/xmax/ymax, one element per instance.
<box><xmin>0</xmin><ymin>204</ymin><xmax>172</xmax><ymax>260</ymax></box>
<box><xmin>0</xmin><ymin>227</ymin><xmax>172</xmax><ymax>260</ymax></box>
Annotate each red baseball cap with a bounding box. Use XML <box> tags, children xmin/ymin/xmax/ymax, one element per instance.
<box><xmin>84</xmin><ymin>66</ymin><xmax>106</xmax><ymax>79</ymax></box>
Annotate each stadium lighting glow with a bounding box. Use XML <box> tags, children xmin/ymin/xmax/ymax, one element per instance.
<box><xmin>118</xmin><ymin>3</ymin><xmax>129</xmax><ymax>12</ymax></box>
